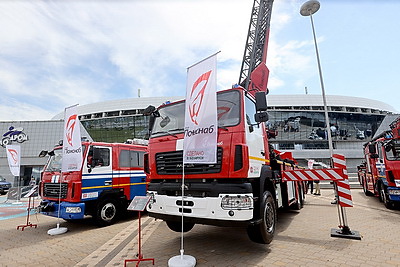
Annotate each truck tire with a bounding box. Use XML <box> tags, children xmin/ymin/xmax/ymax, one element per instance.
<box><xmin>94</xmin><ymin>198</ymin><xmax>119</xmax><ymax>226</ymax></box>
<box><xmin>247</xmin><ymin>190</ymin><xmax>276</xmax><ymax>244</ymax></box>
<box><xmin>362</xmin><ymin>178</ymin><xmax>374</xmax><ymax>196</ymax></box>
<box><xmin>291</xmin><ymin>183</ymin><xmax>304</xmax><ymax>210</ymax></box>
<box><xmin>379</xmin><ymin>185</ymin><xmax>394</xmax><ymax>210</ymax></box>
<box><xmin>166</xmin><ymin>220</ymin><xmax>195</xmax><ymax>232</ymax></box>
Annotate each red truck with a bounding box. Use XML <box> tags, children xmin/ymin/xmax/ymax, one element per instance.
<box><xmin>143</xmin><ymin>87</ymin><xmax>306</xmax><ymax>244</ymax></box>
<box><xmin>38</xmin><ymin>140</ymin><xmax>147</xmax><ymax>225</ymax></box>
<box><xmin>142</xmin><ymin>0</ymin><xmax>311</xmax><ymax>244</ymax></box>
<box><xmin>358</xmin><ymin>117</ymin><xmax>400</xmax><ymax>209</ymax></box>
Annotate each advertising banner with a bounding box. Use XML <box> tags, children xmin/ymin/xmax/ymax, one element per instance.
<box><xmin>6</xmin><ymin>144</ymin><xmax>21</xmax><ymax>176</ymax></box>
<box><xmin>61</xmin><ymin>104</ymin><xmax>83</xmax><ymax>172</ymax></box>
<box><xmin>183</xmin><ymin>53</ymin><xmax>218</xmax><ymax>164</ymax></box>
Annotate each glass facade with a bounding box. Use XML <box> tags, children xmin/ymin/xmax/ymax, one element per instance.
<box><xmin>267</xmin><ymin>110</ymin><xmax>385</xmax><ymax>151</ymax></box>
<box><xmin>80</xmin><ymin>115</ymin><xmax>149</xmax><ymax>143</ymax></box>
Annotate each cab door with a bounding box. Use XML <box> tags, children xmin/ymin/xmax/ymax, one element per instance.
<box><xmin>118</xmin><ymin>148</ymin><xmax>146</xmax><ymax>200</ymax></box>
<box><xmin>245</xmin><ymin>95</ymin><xmax>266</xmax><ymax>178</ymax></box>
<box><xmin>81</xmin><ymin>145</ymin><xmax>112</xmax><ymax>201</ymax></box>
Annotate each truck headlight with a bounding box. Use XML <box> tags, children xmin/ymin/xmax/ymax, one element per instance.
<box><xmin>221</xmin><ymin>195</ymin><xmax>253</xmax><ymax>210</ymax></box>
<box><xmin>66</xmin><ymin>207</ymin><xmax>82</xmax><ymax>213</ymax></box>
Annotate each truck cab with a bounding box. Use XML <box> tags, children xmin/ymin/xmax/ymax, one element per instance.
<box><xmin>360</xmin><ymin>125</ymin><xmax>400</xmax><ymax>209</ymax></box>
<box><xmin>144</xmin><ymin>87</ymin><xmax>305</xmax><ymax>244</ymax></box>
<box><xmin>38</xmin><ymin>141</ymin><xmax>147</xmax><ymax>225</ymax></box>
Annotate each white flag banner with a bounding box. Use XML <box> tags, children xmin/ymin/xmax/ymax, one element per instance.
<box><xmin>184</xmin><ymin>53</ymin><xmax>218</xmax><ymax>164</ymax></box>
<box><xmin>62</xmin><ymin>104</ymin><xmax>83</xmax><ymax>172</ymax></box>
<box><xmin>6</xmin><ymin>144</ymin><xmax>21</xmax><ymax>176</ymax></box>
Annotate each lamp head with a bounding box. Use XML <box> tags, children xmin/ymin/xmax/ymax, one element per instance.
<box><xmin>300</xmin><ymin>0</ymin><xmax>320</xmax><ymax>16</ymax></box>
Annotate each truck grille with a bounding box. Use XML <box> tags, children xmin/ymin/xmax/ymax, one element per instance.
<box><xmin>156</xmin><ymin>148</ymin><xmax>223</xmax><ymax>175</ymax></box>
<box><xmin>43</xmin><ymin>183</ymin><xmax>68</xmax><ymax>198</ymax></box>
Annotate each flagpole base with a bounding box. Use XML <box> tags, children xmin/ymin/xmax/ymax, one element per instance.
<box><xmin>168</xmin><ymin>254</ymin><xmax>196</xmax><ymax>267</ymax></box>
<box><xmin>48</xmin><ymin>224</ymin><xmax>68</xmax><ymax>236</ymax></box>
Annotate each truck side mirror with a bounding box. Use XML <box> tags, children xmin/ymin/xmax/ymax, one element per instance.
<box><xmin>142</xmin><ymin>105</ymin><xmax>160</xmax><ymax>134</ymax></box>
<box><xmin>368</xmin><ymin>144</ymin><xmax>376</xmax><ymax>154</ymax></box>
<box><xmin>254</xmin><ymin>92</ymin><xmax>268</xmax><ymax>123</ymax></box>
<box><xmin>38</xmin><ymin>150</ymin><xmax>48</xmax><ymax>158</ymax></box>
<box><xmin>142</xmin><ymin>105</ymin><xmax>156</xmax><ymax>115</ymax></box>
<box><xmin>255</xmin><ymin>92</ymin><xmax>267</xmax><ymax>111</ymax></box>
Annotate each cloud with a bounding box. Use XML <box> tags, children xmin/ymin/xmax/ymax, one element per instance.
<box><xmin>0</xmin><ymin>0</ymin><xmax>329</xmax><ymax>120</ymax></box>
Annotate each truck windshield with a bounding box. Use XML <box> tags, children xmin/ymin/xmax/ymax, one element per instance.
<box><xmin>45</xmin><ymin>148</ymin><xmax>63</xmax><ymax>172</ymax></box>
<box><xmin>151</xmin><ymin>90</ymin><xmax>241</xmax><ymax>137</ymax></box>
<box><xmin>385</xmin><ymin>140</ymin><xmax>400</xmax><ymax>161</ymax></box>
<box><xmin>45</xmin><ymin>145</ymin><xmax>86</xmax><ymax>172</ymax></box>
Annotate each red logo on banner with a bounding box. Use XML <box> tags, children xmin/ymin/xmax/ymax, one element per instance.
<box><xmin>7</xmin><ymin>148</ymin><xmax>18</xmax><ymax>164</ymax></box>
<box><xmin>66</xmin><ymin>114</ymin><xmax>77</xmax><ymax>146</ymax></box>
<box><xmin>189</xmin><ymin>71</ymin><xmax>212</xmax><ymax>125</ymax></box>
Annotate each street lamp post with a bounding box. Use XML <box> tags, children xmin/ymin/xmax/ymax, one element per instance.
<box><xmin>300</xmin><ymin>0</ymin><xmax>333</xmax><ymax>157</ymax></box>
<box><xmin>300</xmin><ymin>1</ymin><xmax>361</xmax><ymax>241</ymax></box>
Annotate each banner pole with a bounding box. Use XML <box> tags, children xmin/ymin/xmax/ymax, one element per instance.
<box><xmin>12</xmin><ymin>175</ymin><xmax>22</xmax><ymax>205</ymax></box>
<box><xmin>180</xmin><ymin>165</ymin><xmax>185</xmax><ymax>259</ymax></box>
<box><xmin>47</xmin><ymin>173</ymin><xmax>68</xmax><ymax>235</ymax></box>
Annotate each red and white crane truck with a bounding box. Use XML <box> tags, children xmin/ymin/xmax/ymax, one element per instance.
<box><xmin>358</xmin><ymin>117</ymin><xmax>400</xmax><ymax>209</ymax></box>
<box><xmin>38</xmin><ymin>140</ymin><xmax>148</xmax><ymax>225</ymax></box>
<box><xmin>143</xmin><ymin>0</ymin><xmax>308</xmax><ymax>244</ymax></box>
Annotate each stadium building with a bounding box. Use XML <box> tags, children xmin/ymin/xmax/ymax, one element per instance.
<box><xmin>0</xmin><ymin>94</ymin><xmax>397</xmax><ymax>184</ymax></box>
<box><xmin>53</xmin><ymin>94</ymin><xmax>397</xmax><ymax>171</ymax></box>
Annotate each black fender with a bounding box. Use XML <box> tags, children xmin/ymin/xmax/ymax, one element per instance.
<box><xmin>252</xmin><ymin>164</ymin><xmax>276</xmax><ymax>220</ymax></box>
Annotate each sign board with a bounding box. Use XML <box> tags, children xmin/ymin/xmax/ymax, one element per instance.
<box><xmin>127</xmin><ymin>196</ymin><xmax>151</xmax><ymax>211</ymax></box>
<box><xmin>24</xmin><ymin>185</ymin><xmax>38</xmax><ymax>198</ymax></box>
<box><xmin>6</xmin><ymin>186</ymin><xmax>38</xmax><ymax>201</ymax></box>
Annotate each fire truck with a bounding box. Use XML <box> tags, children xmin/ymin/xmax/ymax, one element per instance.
<box><xmin>143</xmin><ymin>0</ymin><xmax>308</xmax><ymax>244</ymax></box>
<box><xmin>38</xmin><ymin>140</ymin><xmax>147</xmax><ymax>226</ymax></box>
<box><xmin>358</xmin><ymin>117</ymin><xmax>400</xmax><ymax>209</ymax></box>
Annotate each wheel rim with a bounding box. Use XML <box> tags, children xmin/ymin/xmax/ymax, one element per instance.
<box><xmin>265</xmin><ymin>201</ymin><xmax>275</xmax><ymax>233</ymax></box>
<box><xmin>101</xmin><ymin>203</ymin><xmax>116</xmax><ymax>222</ymax></box>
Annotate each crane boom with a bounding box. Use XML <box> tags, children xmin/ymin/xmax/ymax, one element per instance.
<box><xmin>238</xmin><ymin>0</ymin><xmax>274</xmax><ymax>95</ymax></box>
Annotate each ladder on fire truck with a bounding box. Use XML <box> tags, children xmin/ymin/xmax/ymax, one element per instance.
<box><xmin>239</xmin><ymin>0</ymin><xmax>273</xmax><ymax>94</ymax></box>
<box><xmin>239</xmin><ymin>0</ymin><xmax>360</xmax><ymax>240</ymax></box>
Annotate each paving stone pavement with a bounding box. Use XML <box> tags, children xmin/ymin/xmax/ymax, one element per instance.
<box><xmin>1</xmin><ymin>189</ymin><xmax>400</xmax><ymax>267</ymax></box>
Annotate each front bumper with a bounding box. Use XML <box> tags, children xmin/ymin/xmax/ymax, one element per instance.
<box><xmin>38</xmin><ymin>200</ymin><xmax>85</xmax><ymax>220</ymax></box>
<box><xmin>146</xmin><ymin>192</ymin><xmax>254</xmax><ymax>223</ymax></box>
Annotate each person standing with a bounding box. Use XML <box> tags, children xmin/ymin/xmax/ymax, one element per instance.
<box><xmin>314</xmin><ymin>180</ymin><xmax>321</xmax><ymax>196</ymax></box>
<box><xmin>307</xmin><ymin>180</ymin><xmax>313</xmax><ymax>194</ymax></box>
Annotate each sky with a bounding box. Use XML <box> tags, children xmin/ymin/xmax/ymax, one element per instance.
<box><xmin>0</xmin><ymin>0</ymin><xmax>399</xmax><ymax>121</ymax></box>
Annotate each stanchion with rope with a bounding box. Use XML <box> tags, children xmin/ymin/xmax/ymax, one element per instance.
<box><xmin>330</xmin><ymin>154</ymin><xmax>361</xmax><ymax>240</ymax></box>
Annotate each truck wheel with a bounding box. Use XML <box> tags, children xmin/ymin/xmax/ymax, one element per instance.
<box><xmin>380</xmin><ymin>185</ymin><xmax>394</xmax><ymax>209</ymax></box>
<box><xmin>247</xmin><ymin>190</ymin><xmax>276</xmax><ymax>244</ymax></box>
<box><xmin>95</xmin><ymin>198</ymin><xmax>119</xmax><ymax>226</ymax></box>
<box><xmin>291</xmin><ymin>183</ymin><xmax>304</xmax><ymax>210</ymax></box>
<box><xmin>166</xmin><ymin>220</ymin><xmax>194</xmax><ymax>232</ymax></box>
<box><xmin>362</xmin><ymin>178</ymin><xmax>374</xmax><ymax>196</ymax></box>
